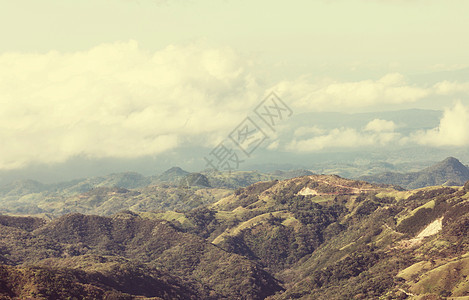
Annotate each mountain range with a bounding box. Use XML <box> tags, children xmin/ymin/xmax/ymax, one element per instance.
<box><xmin>2</xmin><ymin>174</ymin><xmax>469</xmax><ymax>298</ymax></box>
<box><xmin>2</xmin><ymin>157</ymin><xmax>469</xmax><ymax>217</ymax></box>
<box><xmin>2</xmin><ymin>159</ymin><xmax>469</xmax><ymax>298</ymax></box>
<box><xmin>360</xmin><ymin>157</ymin><xmax>469</xmax><ymax>189</ymax></box>
<box><xmin>0</xmin><ymin>168</ymin><xmax>313</xmax><ymax>216</ymax></box>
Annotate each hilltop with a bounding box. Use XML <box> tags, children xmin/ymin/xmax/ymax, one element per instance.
<box><xmin>360</xmin><ymin>157</ymin><xmax>469</xmax><ymax>189</ymax></box>
<box><xmin>0</xmin><ymin>168</ymin><xmax>313</xmax><ymax>216</ymax></box>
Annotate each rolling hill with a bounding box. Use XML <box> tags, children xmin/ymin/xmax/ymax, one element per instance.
<box><xmin>0</xmin><ymin>168</ymin><xmax>314</xmax><ymax>216</ymax></box>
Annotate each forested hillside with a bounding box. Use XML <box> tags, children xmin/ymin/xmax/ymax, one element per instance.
<box><xmin>2</xmin><ymin>174</ymin><xmax>469</xmax><ymax>298</ymax></box>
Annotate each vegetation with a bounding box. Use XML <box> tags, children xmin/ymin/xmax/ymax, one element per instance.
<box><xmin>2</xmin><ymin>172</ymin><xmax>469</xmax><ymax>299</ymax></box>
<box><xmin>360</xmin><ymin>157</ymin><xmax>469</xmax><ymax>189</ymax></box>
<box><xmin>0</xmin><ymin>168</ymin><xmax>314</xmax><ymax>216</ymax></box>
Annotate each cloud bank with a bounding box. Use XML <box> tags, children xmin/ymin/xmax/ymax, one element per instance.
<box><xmin>0</xmin><ymin>41</ymin><xmax>260</xmax><ymax>169</ymax></box>
<box><xmin>412</xmin><ymin>101</ymin><xmax>469</xmax><ymax>147</ymax></box>
<box><xmin>287</xmin><ymin>102</ymin><xmax>469</xmax><ymax>152</ymax></box>
<box><xmin>288</xmin><ymin>119</ymin><xmax>399</xmax><ymax>152</ymax></box>
<box><xmin>1</xmin><ymin>41</ymin><xmax>469</xmax><ymax>169</ymax></box>
<box><xmin>277</xmin><ymin>73</ymin><xmax>431</xmax><ymax>111</ymax></box>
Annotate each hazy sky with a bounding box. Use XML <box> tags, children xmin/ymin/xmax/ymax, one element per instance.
<box><xmin>1</xmin><ymin>0</ymin><xmax>469</xmax><ymax>174</ymax></box>
<box><xmin>2</xmin><ymin>0</ymin><xmax>469</xmax><ymax>72</ymax></box>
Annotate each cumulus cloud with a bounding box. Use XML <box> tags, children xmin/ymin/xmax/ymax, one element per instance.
<box><xmin>364</xmin><ymin>119</ymin><xmax>396</xmax><ymax>132</ymax></box>
<box><xmin>0</xmin><ymin>40</ymin><xmax>261</xmax><ymax>169</ymax></box>
<box><xmin>2</xmin><ymin>40</ymin><xmax>469</xmax><ymax>169</ymax></box>
<box><xmin>267</xmin><ymin>140</ymin><xmax>279</xmax><ymax>150</ymax></box>
<box><xmin>275</xmin><ymin>73</ymin><xmax>431</xmax><ymax>111</ymax></box>
<box><xmin>412</xmin><ymin>101</ymin><xmax>469</xmax><ymax>147</ymax></box>
<box><xmin>294</xmin><ymin>126</ymin><xmax>326</xmax><ymax>136</ymax></box>
<box><xmin>287</xmin><ymin>104</ymin><xmax>469</xmax><ymax>152</ymax></box>
<box><xmin>433</xmin><ymin>81</ymin><xmax>469</xmax><ymax>95</ymax></box>
<box><xmin>287</xmin><ymin>119</ymin><xmax>399</xmax><ymax>151</ymax></box>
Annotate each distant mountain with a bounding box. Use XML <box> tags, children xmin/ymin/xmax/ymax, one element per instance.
<box><xmin>269</xmin><ymin>169</ymin><xmax>314</xmax><ymax>178</ymax></box>
<box><xmin>201</xmin><ymin>169</ymin><xmax>315</xmax><ymax>189</ymax></box>
<box><xmin>0</xmin><ymin>179</ymin><xmax>46</xmax><ymax>197</ymax></box>
<box><xmin>0</xmin><ymin>172</ymin><xmax>151</xmax><ymax>198</ymax></box>
<box><xmin>360</xmin><ymin>157</ymin><xmax>469</xmax><ymax>189</ymax></box>
<box><xmin>156</xmin><ymin>166</ymin><xmax>190</xmax><ymax>183</ymax></box>
<box><xmin>180</xmin><ymin>173</ymin><xmax>211</xmax><ymax>188</ymax></box>
<box><xmin>0</xmin><ymin>168</ymin><xmax>320</xmax><ymax>216</ymax></box>
<box><xmin>95</xmin><ymin>172</ymin><xmax>151</xmax><ymax>189</ymax></box>
<box><xmin>0</xmin><ymin>184</ymin><xmax>231</xmax><ymax>216</ymax></box>
<box><xmin>154</xmin><ymin>167</ymin><xmax>315</xmax><ymax>189</ymax></box>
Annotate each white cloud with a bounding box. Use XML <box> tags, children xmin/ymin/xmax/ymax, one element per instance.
<box><xmin>412</xmin><ymin>101</ymin><xmax>469</xmax><ymax>147</ymax></box>
<box><xmin>287</xmin><ymin>127</ymin><xmax>399</xmax><ymax>152</ymax></box>
<box><xmin>287</xmin><ymin>118</ymin><xmax>400</xmax><ymax>151</ymax></box>
<box><xmin>275</xmin><ymin>73</ymin><xmax>431</xmax><ymax>111</ymax></box>
<box><xmin>294</xmin><ymin>126</ymin><xmax>326</xmax><ymax>137</ymax></box>
<box><xmin>0</xmin><ymin>41</ymin><xmax>261</xmax><ymax>169</ymax></box>
<box><xmin>2</xmin><ymin>40</ymin><xmax>469</xmax><ymax>169</ymax></box>
<box><xmin>364</xmin><ymin>119</ymin><xmax>396</xmax><ymax>132</ymax></box>
<box><xmin>267</xmin><ymin>140</ymin><xmax>279</xmax><ymax>150</ymax></box>
<box><xmin>286</xmin><ymin>103</ymin><xmax>469</xmax><ymax>152</ymax></box>
<box><xmin>433</xmin><ymin>81</ymin><xmax>469</xmax><ymax>95</ymax></box>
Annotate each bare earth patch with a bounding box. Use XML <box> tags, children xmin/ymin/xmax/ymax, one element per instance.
<box><xmin>399</xmin><ymin>217</ymin><xmax>443</xmax><ymax>249</ymax></box>
<box><xmin>297</xmin><ymin>187</ymin><xmax>318</xmax><ymax>196</ymax></box>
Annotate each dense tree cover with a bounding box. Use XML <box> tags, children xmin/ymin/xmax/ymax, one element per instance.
<box><xmin>0</xmin><ymin>212</ymin><xmax>282</xmax><ymax>299</ymax></box>
<box><xmin>0</xmin><ymin>262</ymin><xmax>202</xmax><ymax>299</ymax></box>
<box><xmin>184</xmin><ymin>207</ymin><xmax>219</xmax><ymax>238</ymax></box>
<box><xmin>0</xmin><ymin>215</ymin><xmax>45</xmax><ymax>231</ymax></box>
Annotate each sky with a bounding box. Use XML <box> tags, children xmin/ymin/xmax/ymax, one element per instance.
<box><xmin>0</xmin><ymin>0</ymin><xmax>469</xmax><ymax>180</ymax></box>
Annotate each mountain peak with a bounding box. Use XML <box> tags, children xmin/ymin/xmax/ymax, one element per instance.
<box><xmin>360</xmin><ymin>157</ymin><xmax>469</xmax><ymax>189</ymax></box>
<box><xmin>157</xmin><ymin>166</ymin><xmax>190</xmax><ymax>183</ymax></box>
<box><xmin>161</xmin><ymin>166</ymin><xmax>188</xmax><ymax>175</ymax></box>
<box><xmin>426</xmin><ymin>157</ymin><xmax>469</xmax><ymax>174</ymax></box>
<box><xmin>441</xmin><ymin>156</ymin><xmax>462</xmax><ymax>165</ymax></box>
<box><xmin>180</xmin><ymin>173</ymin><xmax>211</xmax><ymax>187</ymax></box>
